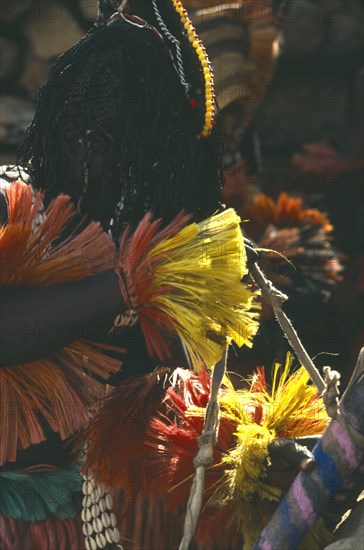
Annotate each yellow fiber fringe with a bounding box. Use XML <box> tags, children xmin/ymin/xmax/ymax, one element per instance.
<box><xmin>144</xmin><ymin>209</ymin><xmax>260</xmax><ymax>368</ymax></box>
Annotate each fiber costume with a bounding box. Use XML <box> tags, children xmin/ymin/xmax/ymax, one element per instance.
<box><xmin>81</xmin><ymin>211</ymin><xmax>259</xmax><ymax>490</ymax></box>
<box><xmin>93</xmin><ymin>354</ymin><xmax>363</xmax><ymax>550</ymax></box>
<box><xmin>0</xmin><ymin>176</ymin><xmax>259</xmax><ymax>548</ymax></box>
<box><xmin>0</xmin><ymin>178</ymin><xmax>121</xmax><ymax>549</ymax></box>
<box><xmin>3</xmin><ymin>1</ymin><xmax>235</xmax><ymax>546</ymax></box>
<box><xmin>82</xmin><ymin>328</ymin><xmax>363</xmax><ymax>547</ymax></box>
<box><xmin>2</xmin><ymin>2</ymin><xmax>352</xmax><ymax>550</ymax></box>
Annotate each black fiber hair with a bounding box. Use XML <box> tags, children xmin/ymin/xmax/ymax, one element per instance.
<box><xmin>18</xmin><ymin>0</ymin><xmax>223</xmax><ymax>240</ymax></box>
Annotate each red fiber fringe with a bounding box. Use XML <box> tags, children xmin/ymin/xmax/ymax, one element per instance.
<box><xmin>118</xmin><ymin>212</ymin><xmax>190</xmax><ymax>360</ymax></box>
<box><xmin>139</xmin><ymin>367</ymin><xmax>328</xmax><ymax>547</ymax></box>
<box><xmin>111</xmin><ymin>488</ymin><xmax>241</xmax><ymax>550</ymax></box>
<box><xmin>82</xmin><ymin>368</ymin><xmax>170</xmax><ymax>494</ymax></box>
<box><xmin>0</xmin><ymin>514</ymin><xmax>85</xmax><ymax>550</ymax></box>
<box><xmin>111</xmin><ymin>489</ymin><xmax>185</xmax><ymax>550</ymax></box>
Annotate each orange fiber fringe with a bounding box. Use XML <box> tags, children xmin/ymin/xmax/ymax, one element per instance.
<box><xmin>82</xmin><ymin>368</ymin><xmax>170</xmax><ymax>494</ymax></box>
<box><xmin>0</xmin><ymin>180</ymin><xmax>115</xmax><ymax>286</ymax></box>
<box><xmin>0</xmin><ymin>182</ymin><xmax>123</xmax><ymax>465</ymax></box>
<box><xmin>245</xmin><ymin>192</ymin><xmax>332</xmax><ymax>240</ymax></box>
<box><xmin>0</xmin><ymin>340</ymin><xmax>123</xmax><ymax>466</ymax></box>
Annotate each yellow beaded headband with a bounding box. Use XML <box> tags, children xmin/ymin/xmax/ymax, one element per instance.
<box><xmin>152</xmin><ymin>0</ymin><xmax>217</xmax><ymax>139</ymax></box>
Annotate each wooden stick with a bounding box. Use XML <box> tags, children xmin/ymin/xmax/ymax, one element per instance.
<box><xmin>250</xmin><ymin>263</ymin><xmax>326</xmax><ymax>394</ymax></box>
<box><xmin>178</xmin><ymin>348</ymin><xmax>228</xmax><ymax>550</ymax></box>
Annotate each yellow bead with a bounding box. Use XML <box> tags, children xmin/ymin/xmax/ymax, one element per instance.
<box><xmin>171</xmin><ymin>0</ymin><xmax>216</xmax><ymax>135</ymax></box>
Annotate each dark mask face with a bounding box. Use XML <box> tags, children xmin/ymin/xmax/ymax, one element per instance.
<box><xmin>19</xmin><ymin>14</ymin><xmax>223</xmax><ymax>238</ymax></box>
<box><xmin>59</xmin><ymin>120</ymin><xmax>117</xmax><ymax>224</ymax></box>
<box><xmin>54</xmin><ymin>57</ymin><xmax>126</xmax><ymax>226</ymax></box>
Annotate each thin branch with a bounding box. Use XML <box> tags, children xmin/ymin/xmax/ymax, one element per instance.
<box><xmin>178</xmin><ymin>348</ymin><xmax>228</xmax><ymax>550</ymax></box>
<box><xmin>250</xmin><ymin>263</ymin><xmax>326</xmax><ymax>394</ymax></box>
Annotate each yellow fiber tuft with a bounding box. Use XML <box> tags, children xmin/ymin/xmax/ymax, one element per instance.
<box><xmin>146</xmin><ymin>209</ymin><xmax>260</xmax><ymax>368</ymax></box>
<box><xmin>187</xmin><ymin>354</ymin><xmax>329</xmax><ymax>547</ymax></box>
<box><xmin>221</xmin><ymin>423</ymin><xmax>277</xmax><ymax>501</ymax></box>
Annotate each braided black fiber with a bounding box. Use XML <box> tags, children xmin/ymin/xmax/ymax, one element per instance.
<box><xmin>18</xmin><ymin>0</ymin><xmax>223</xmax><ymax>240</ymax></box>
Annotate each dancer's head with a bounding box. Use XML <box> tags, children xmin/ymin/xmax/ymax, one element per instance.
<box><xmin>19</xmin><ymin>0</ymin><xmax>223</xmax><ymax>237</ymax></box>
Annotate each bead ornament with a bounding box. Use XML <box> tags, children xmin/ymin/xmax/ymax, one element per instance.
<box><xmin>81</xmin><ymin>474</ymin><xmax>123</xmax><ymax>550</ymax></box>
<box><xmin>171</xmin><ymin>0</ymin><xmax>216</xmax><ymax>138</ymax></box>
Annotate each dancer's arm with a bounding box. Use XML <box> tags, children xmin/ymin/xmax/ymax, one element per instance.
<box><xmin>0</xmin><ymin>271</ymin><xmax>126</xmax><ymax>367</ymax></box>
